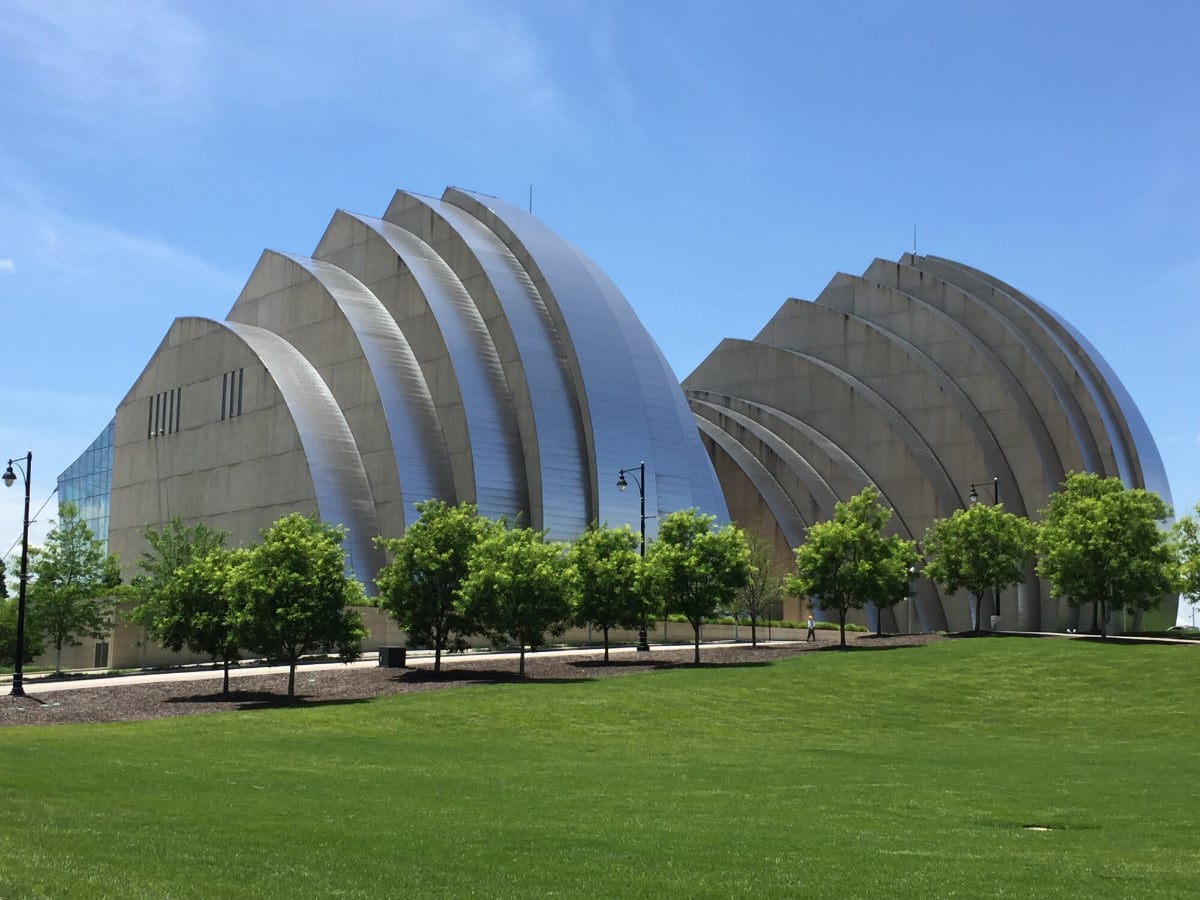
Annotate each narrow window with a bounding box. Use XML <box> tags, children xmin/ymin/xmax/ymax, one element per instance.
<box><xmin>167</xmin><ymin>389</ymin><xmax>175</xmax><ymax>434</ymax></box>
<box><xmin>175</xmin><ymin>387</ymin><xmax>182</xmax><ymax>431</ymax></box>
<box><xmin>237</xmin><ymin>368</ymin><xmax>244</xmax><ymax>416</ymax></box>
<box><xmin>147</xmin><ymin>397</ymin><xmax>154</xmax><ymax>439</ymax></box>
<box><xmin>221</xmin><ymin>372</ymin><xmax>228</xmax><ymax>420</ymax></box>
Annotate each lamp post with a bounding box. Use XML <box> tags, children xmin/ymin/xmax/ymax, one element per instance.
<box><xmin>616</xmin><ymin>461</ymin><xmax>651</xmax><ymax>652</ymax></box>
<box><xmin>3</xmin><ymin>451</ymin><xmax>32</xmax><ymax>697</ymax></box>
<box><xmin>968</xmin><ymin>475</ymin><xmax>1001</xmax><ymax>631</ymax></box>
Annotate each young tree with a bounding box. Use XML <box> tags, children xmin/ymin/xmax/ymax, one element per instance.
<box><xmin>27</xmin><ymin>502</ymin><xmax>122</xmax><ymax>672</ymax></box>
<box><xmin>132</xmin><ymin>546</ymin><xmax>241</xmax><ymax>696</ymax></box>
<box><xmin>567</xmin><ymin>522</ymin><xmax>644</xmax><ymax>662</ymax></box>
<box><xmin>128</xmin><ymin>518</ymin><xmax>237</xmax><ymax>685</ymax></box>
<box><xmin>374</xmin><ymin>500</ymin><xmax>492</xmax><ymax>673</ymax></box>
<box><xmin>1037</xmin><ymin>472</ymin><xmax>1176</xmax><ymax>638</ymax></box>
<box><xmin>229</xmin><ymin>514</ymin><xmax>367</xmax><ymax>698</ymax></box>
<box><xmin>643</xmin><ymin>508</ymin><xmax>751</xmax><ymax>664</ymax></box>
<box><xmin>736</xmin><ymin>534</ymin><xmax>786</xmax><ymax>647</ymax></box>
<box><xmin>788</xmin><ymin>487</ymin><xmax>919</xmax><ymax>649</ymax></box>
<box><xmin>461</xmin><ymin>524</ymin><xmax>572</xmax><ymax>676</ymax></box>
<box><xmin>1174</xmin><ymin>503</ymin><xmax>1200</xmax><ymax>624</ymax></box>
<box><xmin>923</xmin><ymin>502</ymin><xmax>1037</xmax><ymax>632</ymax></box>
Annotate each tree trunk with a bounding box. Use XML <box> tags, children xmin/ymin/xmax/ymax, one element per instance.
<box><xmin>974</xmin><ymin>593</ymin><xmax>983</xmax><ymax>633</ymax></box>
<box><xmin>519</xmin><ymin>645</ymin><xmax>526</xmax><ymax>676</ymax></box>
<box><xmin>839</xmin><ymin>609</ymin><xmax>847</xmax><ymax>649</ymax></box>
<box><xmin>751</xmin><ymin>618</ymin><xmax>758</xmax><ymax>647</ymax></box>
<box><xmin>287</xmin><ymin>662</ymin><xmax>296</xmax><ymax>699</ymax></box>
<box><xmin>692</xmin><ymin>620</ymin><xmax>701</xmax><ymax>664</ymax></box>
<box><xmin>222</xmin><ymin>657</ymin><xmax>231</xmax><ymax>697</ymax></box>
<box><xmin>56</xmin><ymin>641</ymin><xmax>63</xmax><ymax>674</ymax></box>
<box><xmin>602</xmin><ymin>626</ymin><xmax>609</xmax><ymax>663</ymax></box>
<box><xmin>1099</xmin><ymin>597</ymin><xmax>1108</xmax><ymax>640</ymax></box>
<box><xmin>434</xmin><ymin>644</ymin><xmax>442</xmax><ymax>674</ymax></box>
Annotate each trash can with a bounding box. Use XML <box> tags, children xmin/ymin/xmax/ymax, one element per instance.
<box><xmin>989</xmin><ymin>615</ymin><xmax>1002</xmax><ymax>632</ymax></box>
<box><xmin>378</xmin><ymin>646</ymin><xmax>407</xmax><ymax>668</ymax></box>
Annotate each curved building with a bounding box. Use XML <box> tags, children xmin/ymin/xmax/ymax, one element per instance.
<box><xmin>684</xmin><ymin>253</ymin><xmax>1174</xmax><ymax>633</ymax></box>
<box><xmin>106</xmin><ymin>187</ymin><xmax>729</xmax><ymax>603</ymax></box>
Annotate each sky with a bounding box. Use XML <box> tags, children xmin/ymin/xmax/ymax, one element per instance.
<box><xmin>1</xmin><ymin>0</ymin><xmax>1197</xmax><ymax>603</ymax></box>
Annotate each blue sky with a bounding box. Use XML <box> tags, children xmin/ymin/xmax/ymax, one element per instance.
<box><xmin>1</xmin><ymin>0</ymin><xmax>1197</xmax><ymax>581</ymax></box>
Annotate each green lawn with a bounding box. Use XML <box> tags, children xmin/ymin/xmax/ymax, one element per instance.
<box><xmin>0</xmin><ymin>638</ymin><xmax>1196</xmax><ymax>898</ymax></box>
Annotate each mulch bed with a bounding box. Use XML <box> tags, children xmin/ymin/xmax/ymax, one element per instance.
<box><xmin>0</xmin><ymin>633</ymin><xmax>944</xmax><ymax>728</ymax></box>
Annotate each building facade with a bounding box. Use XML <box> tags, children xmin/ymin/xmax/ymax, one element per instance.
<box><xmin>47</xmin><ymin>192</ymin><xmax>1178</xmax><ymax>668</ymax></box>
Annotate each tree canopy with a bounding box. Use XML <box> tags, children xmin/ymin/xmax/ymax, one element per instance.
<box><xmin>643</xmin><ymin>508</ymin><xmax>751</xmax><ymax>663</ymax></box>
<box><xmin>375</xmin><ymin>500</ymin><xmax>493</xmax><ymax>673</ymax></box>
<box><xmin>460</xmin><ymin>523</ymin><xmax>572</xmax><ymax>675</ymax></box>
<box><xmin>128</xmin><ymin>518</ymin><xmax>236</xmax><ymax>687</ymax></box>
<box><xmin>1173</xmin><ymin>503</ymin><xmax>1200</xmax><ymax>620</ymax></box>
<box><xmin>229</xmin><ymin>514</ymin><xmax>366</xmax><ymax>697</ymax></box>
<box><xmin>566</xmin><ymin>522</ymin><xmax>644</xmax><ymax>662</ymax></box>
<box><xmin>27</xmin><ymin>502</ymin><xmax>122</xmax><ymax>672</ymax></box>
<box><xmin>1037</xmin><ymin>472</ymin><xmax>1176</xmax><ymax>637</ymax></box>
<box><xmin>789</xmin><ymin>487</ymin><xmax>918</xmax><ymax>648</ymax></box>
<box><xmin>923</xmin><ymin>501</ymin><xmax>1037</xmax><ymax>631</ymax></box>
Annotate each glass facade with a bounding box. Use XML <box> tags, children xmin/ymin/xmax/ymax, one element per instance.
<box><xmin>57</xmin><ymin>419</ymin><xmax>114</xmax><ymax>551</ymax></box>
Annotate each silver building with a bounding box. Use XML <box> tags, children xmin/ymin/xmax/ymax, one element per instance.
<box><xmin>53</xmin><ymin>193</ymin><xmax>1174</xmax><ymax>668</ymax></box>
<box><xmin>685</xmin><ymin>253</ymin><xmax>1174</xmax><ymax>633</ymax></box>
<box><xmin>105</xmin><ymin>187</ymin><xmax>727</xmax><ymax>629</ymax></box>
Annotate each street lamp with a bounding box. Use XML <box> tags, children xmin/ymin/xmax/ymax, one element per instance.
<box><xmin>968</xmin><ymin>475</ymin><xmax>1001</xmax><ymax>630</ymax></box>
<box><xmin>616</xmin><ymin>461</ymin><xmax>651</xmax><ymax>652</ymax></box>
<box><xmin>3</xmin><ymin>451</ymin><xmax>32</xmax><ymax>696</ymax></box>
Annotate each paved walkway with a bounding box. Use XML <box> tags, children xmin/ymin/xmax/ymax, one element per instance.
<box><xmin>5</xmin><ymin>638</ymin><xmax>822</xmax><ymax>694</ymax></box>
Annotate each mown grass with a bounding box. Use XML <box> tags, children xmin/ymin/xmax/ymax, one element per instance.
<box><xmin>0</xmin><ymin>638</ymin><xmax>1195</xmax><ymax>898</ymax></box>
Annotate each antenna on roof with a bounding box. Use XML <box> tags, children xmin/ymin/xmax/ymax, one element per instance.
<box><xmin>913</xmin><ymin>224</ymin><xmax>917</xmax><ymax>256</ymax></box>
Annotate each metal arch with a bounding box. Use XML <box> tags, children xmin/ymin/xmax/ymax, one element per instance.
<box><xmin>685</xmin><ymin>388</ymin><xmax>950</xmax><ymax>632</ymax></box>
<box><xmin>444</xmin><ymin>187</ymin><xmax>724</xmax><ymax>535</ymax></box>
<box><xmin>931</xmin><ymin>257</ymin><xmax>1169</xmax><ymax>503</ymax></box>
<box><xmin>762</xmin><ymin>294</ymin><xmax>1028</xmax><ymax>517</ymax></box>
<box><xmin>816</xmin><ymin>274</ymin><xmax>1068</xmax><ymax>497</ymax></box>
<box><xmin>274</xmin><ymin>252</ymin><xmax>455</xmax><ymax>528</ymax></box>
<box><xmin>379</xmin><ymin>197</ymin><xmax>588</xmax><ymax>539</ymax></box>
<box><xmin>217</xmin><ymin>320</ymin><xmax>385</xmax><ymax>588</ymax></box>
<box><xmin>693</xmin><ymin>417</ymin><xmax>808</xmax><ymax>548</ymax></box>
<box><xmin>321</xmin><ymin>214</ymin><xmax>527</xmax><ymax>521</ymax></box>
<box><xmin>901</xmin><ymin>256</ymin><xmax>1108</xmax><ymax>478</ymax></box>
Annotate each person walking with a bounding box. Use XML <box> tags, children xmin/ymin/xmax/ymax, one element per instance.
<box><xmin>806</xmin><ymin>614</ymin><xmax>816</xmax><ymax>642</ymax></box>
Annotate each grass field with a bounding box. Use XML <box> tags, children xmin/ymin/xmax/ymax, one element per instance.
<box><xmin>0</xmin><ymin>638</ymin><xmax>1195</xmax><ymax>898</ymax></box>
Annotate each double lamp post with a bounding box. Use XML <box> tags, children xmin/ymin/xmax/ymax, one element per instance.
<box><xmin>4</xmin><ymin>451</ymin><xmax>32</xmax><ymax>696</ymax></box>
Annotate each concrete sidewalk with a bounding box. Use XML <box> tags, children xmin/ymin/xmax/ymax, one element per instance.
<box><xmin>5</xmin><ymin>639</ymin><xmax>814</xmax><ymax>694</ymax></box>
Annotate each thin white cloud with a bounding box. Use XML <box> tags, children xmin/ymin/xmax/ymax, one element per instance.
<box><xmin>0</xmin><ymin>259</ymin><xmax>14</xmax><ymax>272</ymax></box>
<box><xmin>0</xmin><ymin>0</ymin><xmax>210</xmax><ymax>131</ymax></box>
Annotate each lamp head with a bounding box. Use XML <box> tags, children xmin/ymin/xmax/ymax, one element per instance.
<box><xmin>2</xmin><ymin>465</ymin><xmax>14</xmax><ymax>488</ymax></box>
<box><xmin>968</xmin><ymin>485</ymin><xmax>978</xmax><ymax>505</ymax></box>
<box><xmin>616</xmin><ymin>471</ymin><xmax>628</xmax><ymax>491</ymax></box>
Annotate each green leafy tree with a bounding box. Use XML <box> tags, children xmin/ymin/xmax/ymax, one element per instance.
<box><xmin>1174</xmin><ymin>503</ymin><xmax>1200</xmax><ymax>623</ymax></box>
<box><xmin>788</xmin><ymin>487</ymin><xmax>919</xmax><ymax>649</ymax></box>
<box><xmin>736</xmin><ymin>534</ymin><xmax>786</xmax><ymax>647</ymax></box>
<box><xmin>567</xmin><ymin>522</ymin><xmax>644</xmax><ymax>662</ymax></box>
<box><xmin>374</xmin><ymin>500</ymin><xmax>492</xmax><ymax>673</ymax></box>
<box><xmin>0</xmin><ymin>557</ymin><xmax>7</xmax><ymax>598</ymax></box>
<box><xmin>128</xmin><ymin>518</ymin><xmax>237</xmax><ymax>686</ymax></box>
<box><xmin>643</xmin><ymin>508</ymin><xmax>751</xmax><ymax>664</ymax></box>
<box><xmin>1037</xmin><ymin>472</ymin><xmax>1177</xmax><ymax>638</ymax></box>
<box><xmin>461</xmin><ymin>523</ymin><xmax>572</xmax><ymax>676</ymax></box>
<box><xmin>229</xmin><ymin>514</ymin><xmax>367</xmax><ymax>698</ymax></box>
<box><xmin>923</xmin><ymin>502</ymin><xmax>1037</xmax><ymax>632</ymax></box>
<box><xmin>27</xmin><ymin>502</ymin><xmax>122</xmax><ymax>672</ymax></box>
<box><xmin>1</xmin><ymin>598</ymin><xmax>44</xmax><ymax>667</ymax></box>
